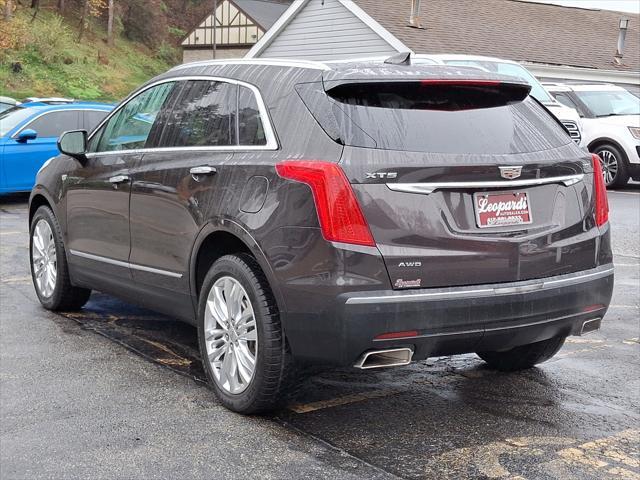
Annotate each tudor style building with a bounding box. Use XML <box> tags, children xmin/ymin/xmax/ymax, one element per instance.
<box><xmin>181</xmin><ymin>0</ymin><xmax>292</xmax><ymax>63</ymax></box>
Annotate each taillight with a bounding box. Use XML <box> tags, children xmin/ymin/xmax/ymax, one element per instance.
<box><xmin>591</xmin><ymin>154</ymin><xmax>609</xmax><ymax>227</ymax></box>
<box><xmin>275</xmin><ymin>161</ymin><xmax>375</xmax><ymax>247</ymax></box>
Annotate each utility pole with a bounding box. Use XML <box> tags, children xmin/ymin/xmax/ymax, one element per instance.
<box><xmin>212</xmin><ymin>0</ymin><xmax>217</xmax><ymax>59</ymax></box>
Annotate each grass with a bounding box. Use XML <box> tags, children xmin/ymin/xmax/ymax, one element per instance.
<box><xmin>0</xmin><ymin>8</ymin><xmax>175</xmax><ymax>102</ymax></box>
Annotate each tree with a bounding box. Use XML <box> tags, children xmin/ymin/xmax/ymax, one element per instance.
<box><xmin>57</xmin><ymin>0</ymin><xmax>65</xmax><ymax>14</ymax></box>
<box><xmin>107</xmin><ymin>0</ymin><xmax>114</xmax><ymax>45</ymax></box>
<box><xmin>78</xmin><ymin>0</ymin><xmax>106</xmax><ymax>41</ymax></box>
<box><xmin>30</xmin><ymin>0</ymin><xmax>40</xmax><ymax>21</ymax></box>
<box><xmin>3</xmin><ymin>0</ymin><xmax>12</xmax><ymax>21</ymax></box>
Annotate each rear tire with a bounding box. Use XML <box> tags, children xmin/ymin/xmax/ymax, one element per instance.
<box><xmin>30</xmin><ymin>206</ymin><xmax>91</xmax><ymax>311</ymax></box>
<box><xmin>197</xmin><ymin>253</ymin><xmax>294</xmax><ymax>414</ymax></box>
<box><xmin>593</xmin><ymin>143</ymin><xmax>629</xmax><ymax>187</ymax></box>
<box><xmin>476</xmin><ymin>336</ymin><xmax>566</xmax><ymax>372</ymax></box>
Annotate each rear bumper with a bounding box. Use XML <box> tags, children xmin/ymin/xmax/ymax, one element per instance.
<box><xmin>286</xmin><ymin>264</ymin><xmax>614</xmax><ymax>366</ymax></box>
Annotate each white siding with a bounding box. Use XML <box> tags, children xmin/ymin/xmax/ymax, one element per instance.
<box><xmin>258</xmin><ymin>0</ymin><xmax>395</xmax><ymax>61</ymax></box>
<box><xmin>182</xmin><ymin>48</ymin><xmax>250</xmax><ymax>63</ymax></box>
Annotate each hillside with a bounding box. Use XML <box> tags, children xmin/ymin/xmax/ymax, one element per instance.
<box><xmin>0</xmin><ymin>2</ymin><xmax>209</xmax><ymax>102</ymax></box>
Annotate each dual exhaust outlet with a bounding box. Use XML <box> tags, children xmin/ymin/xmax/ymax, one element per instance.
<box><xmin>354</xmin><ymin>317</ymin><xmax>602</xmax><ymax>369</ymax></box>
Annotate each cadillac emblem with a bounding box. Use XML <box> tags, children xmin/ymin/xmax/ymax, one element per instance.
<box><xmin>499</xmin><ymin>166</ymin><xmax>523</xmax><ymax>180</ymax></box>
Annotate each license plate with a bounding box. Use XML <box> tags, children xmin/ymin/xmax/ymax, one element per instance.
<box><xmin>474</xmin><ymin>192</ymin><xmax>532</xmax><ymax>228</ymax></box>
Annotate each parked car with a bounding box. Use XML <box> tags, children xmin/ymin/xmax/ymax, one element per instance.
<box><xmin>0</xmin><ymin>96</ymin><xmax>20</xmax><ymax>113</ymax></box>
<box><xmin>0</xmin><ymin>100</ymin><xmax>113</xmax><ymax>194</ymax></box>
<box><xmin>29</xmin><ymin>58</ymin><xmax>613</xmax><ymax>414</ymax></box>
<box><xmin>545</xmin><ymin>83</ymin><xmax>640</xmax><ymax>187</ymax></box>
<box><xmin>414</xmin><ymin>55</ymin><xmax>583</xmax><ymax>144</ymax></box>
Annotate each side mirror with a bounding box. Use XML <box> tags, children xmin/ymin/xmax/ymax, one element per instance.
<box><xmin>58</xmin><ymin>130</ymin><xmax>88</xmax><ymax>162</ymax></box>
<box><xmin>16</xmin><ymin>129</ymin><xmax>38</xmax><ymax>143</ymax></box>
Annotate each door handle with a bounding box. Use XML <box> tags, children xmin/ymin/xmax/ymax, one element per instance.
<box><xmin>190</xmin><ymin>166</ymin><xmax>217</xmax><ymax>175</ymax></box>
<box><xmin>109</xmin><ymin>175</ymin><xmax>130</xmax><ymax>184</ymax></box>
<box><xmin>190</xmin><ymin>166</ymin><xmax>217</xmax><ymax>181</ymax></box>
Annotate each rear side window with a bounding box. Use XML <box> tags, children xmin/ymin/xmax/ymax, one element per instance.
<box><xmin>298</xmin><ymin>81</ymin><xmax>572</xmax><ymax>155</ymax></box>
<box><xmin>238</xmin><ymin>86</ymin><xmax>266</xmax><ymax>146</ymax></box>
<box><xmin>23</xmin><ymin>110</ymin><xmax>81</xmax><ymax>138</ymax></box>
<box><xmin>158</xmin><ymin>80</ymin><xmax>236</xmax><ymax>147</ymax></box>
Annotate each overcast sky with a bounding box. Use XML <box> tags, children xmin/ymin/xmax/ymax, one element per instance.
<box><xmin>525</xmin><ymin>0</ymin><xmax>640</xmax><ymax>13</ymax></box>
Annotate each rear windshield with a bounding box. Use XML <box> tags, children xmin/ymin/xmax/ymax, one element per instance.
<box><xmin>297</xmin><ymin>81</ymin><xmax>571</xmax><ymax>155</ymax></box>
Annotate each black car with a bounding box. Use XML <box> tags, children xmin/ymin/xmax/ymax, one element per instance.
<box><xmin>29</xmin><ymin>57</ymin><xmax>613</xmax><ymax>414</ymax></box>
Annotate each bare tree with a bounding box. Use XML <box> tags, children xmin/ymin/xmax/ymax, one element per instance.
<box><xmin>57</xmin><ymin>0</ymin><xmax>65</xmax><ymax>14</ymax></box>
<box><xmin>78</xmin><ymin>0</ymin><xmax>90</xmax><ymax>40</ymax></box>
<box><xmin>4</xmin><ymin>0</ymin><xmax>13</xmax><ymax>21</ymax></box>
<box><xmin>107</xmin><ymin>0</ymin><xmax>114</xmax><ymax>45</ymax></box>
<box><xmin>30</xmin><ymin>0</ymin><xmax>40</xmax><ymax>21</ymax></box>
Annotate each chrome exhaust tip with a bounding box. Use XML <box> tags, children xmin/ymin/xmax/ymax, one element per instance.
<box><xmin>580</xmin><ymin>317</ymin><xmax>602</xmax><ymax>336</ymax></box>
<box><xmin>354</xmin><ymin>348</ymin><xmax>414</xmax><ymax>369</ymax></box>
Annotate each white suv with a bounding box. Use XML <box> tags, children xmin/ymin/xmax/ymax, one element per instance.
<box><xmin>414</xmin><ymin>55</ymin><xmax>583</xmax><ymax>144</ymax></box>
<box><xmin>546</xmin><ymin>83</ymin><xmax>640</xmax><ymax>187</ymax></box>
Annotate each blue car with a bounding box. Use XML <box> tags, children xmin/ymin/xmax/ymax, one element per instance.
<box><xmin>0</xmin><ymin>100</ymin><xmax>113</xmax><ymax>194</ymax></box>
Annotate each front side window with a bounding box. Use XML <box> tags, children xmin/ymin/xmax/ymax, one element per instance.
<box><xmin>158</xmin><ymin>80</ymin><xmax>236</xmax><ymax>148</ymax></box>
<box><xmin>89</xmin><ymin>82</ymin><xmax>176</xmax><ymax>152</ymax></box>
<box><xmin>20</xmin><ymin>110</ymin><xmax>81</xmax><ymax>138</ymax></box>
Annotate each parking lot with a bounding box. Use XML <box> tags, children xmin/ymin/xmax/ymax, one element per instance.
<box><xmin>1</xmin><ymin>186</ymin><xmax>638</xmax><ymax>480</ymax></box>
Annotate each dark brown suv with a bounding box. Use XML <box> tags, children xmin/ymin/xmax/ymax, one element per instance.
<box><xmin>29</xmin><ymin>58</ymin><xmax>613</xmax><ymax>413</ymax></box>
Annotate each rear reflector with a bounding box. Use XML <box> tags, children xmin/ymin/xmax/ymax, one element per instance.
<box><xmin>374</xmin><ymin>330</ymin><xmax>419</xmax><ymax>340</ymax></box>
<box><xmin>582</xmin><ymin>304</ymin><xmax>605</xmax><ymax>313</ymax></box>
<box><xmin>275</xmin><ymin>161</ymin><xmax>375</xmax><ymax>247</ymax></box>
<box><xmin>591</xmin><ymin>154</ymin><xmax>609</xmax><ymax>227</ymax></box>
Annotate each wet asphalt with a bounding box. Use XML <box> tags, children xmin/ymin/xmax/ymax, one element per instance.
<box><xmin>0</xmin><ymin>185</ymin><xmax>638</xmax><ymax>480</ymax></box>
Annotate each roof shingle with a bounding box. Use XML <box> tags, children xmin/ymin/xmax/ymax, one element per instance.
<box><xmin>353</xmin><ymin>0</ymin><xmax>640</xmax><ymax>71</ymax></box>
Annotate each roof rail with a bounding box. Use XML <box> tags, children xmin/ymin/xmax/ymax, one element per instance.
<box><xmin>170</xmin><ymin>58</ymin><xmax>332</xmax><ymax>72</ymax></box>
<box><xmin>22</xmin><ymin>97</ymin><xmax>75</xmax><ymax>104</ymax></box>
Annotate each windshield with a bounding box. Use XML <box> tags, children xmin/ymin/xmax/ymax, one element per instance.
<box><xmin>442</xmin><ymin>60</ymin><xmax>553</xmax><ymax>103</ymax></box>
<box><xmin>574</xmin><ymin>89</ymin><xmax>640</xmax><ymax>117</ymax></box>
<box><xmin>0</xmin><ymin>106</ymin><xmax>36</xmax><ymax>137</ymax></box>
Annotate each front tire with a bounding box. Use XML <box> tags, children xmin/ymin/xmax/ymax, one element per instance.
<box><xmin>477</xmin><ymin>336</ymin><xmax>566</xmax><ymax>372</ymax></box>
<box><xmin>197</xmin><ymin>254</ymin><xmax>293</xmax><ymax>414</ymax></box>
<box><xmin>30</xmin><ymin>206</ymin><xmax>91</xmax><ymax>311</ymax></box>
<box><xmin>593</xmin><ymin>144</ymin><xmax>629</xmax><ymax>187</ymax></box>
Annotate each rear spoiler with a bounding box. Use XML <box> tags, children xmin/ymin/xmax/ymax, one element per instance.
<box><xmin>323</xmin><ymin>79</ymin><xmax>533</xmax><ymax>111</ymax></box>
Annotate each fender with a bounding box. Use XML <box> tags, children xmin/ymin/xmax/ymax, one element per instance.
<box><xmin>188</xmin><ymin>217</ymin><xmax>288</xmax><ymax>318</ymax></box>
<box><xmin>29</xmin><ymin>184</ymin><xmax>59</xmax><ymax>223</ymax></box>
<box><xmin>587</xmin><ymin>137</ymin><xmax>629</xmax><ymax>161</ymax></box>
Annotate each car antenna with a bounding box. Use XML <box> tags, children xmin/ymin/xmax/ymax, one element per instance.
<box><xmin>384</xmin><ymin>52</ymin><xmax>412</xmax><ymax>65</ymax></box>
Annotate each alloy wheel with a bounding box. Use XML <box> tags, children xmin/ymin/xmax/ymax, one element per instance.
<box><xmin>598</xmin><ymin>150</ymin><xmax>618</xmax><ymax>185</ymax></box>
<box><xmin>204</xmin><ymin>276</ymin><xmax>258</xmax><ymax>394</ymax></box>
<box><xmin>32</xmin><ymin>219</ymin><xmax>57</xmax><ymax>298</ymax></box>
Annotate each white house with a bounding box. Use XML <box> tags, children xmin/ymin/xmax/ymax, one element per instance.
<box><xmin>246</xmin><ymin>0</ymin><xmax>640</xmax><ymax>90</ymax></box>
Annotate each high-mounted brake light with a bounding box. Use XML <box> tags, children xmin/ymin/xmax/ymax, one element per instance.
<box><xmin>591</xmin><ymin>154</ymin><xmax>609</xmax><ymax>227</ymax></box>
<box><xmin>419</xmin><ymin>79</ymin><xmax>502</xmax><ymax>87</ymax></box>
<box><xmin>276</xmin><ymin>161</ymin><xmax>375</xmax><ymax>247</ymax></box>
